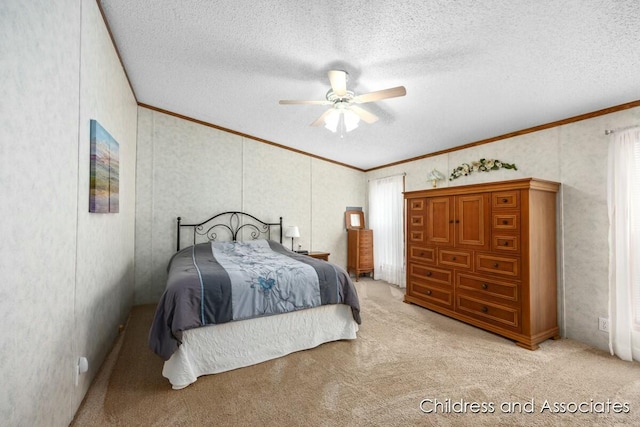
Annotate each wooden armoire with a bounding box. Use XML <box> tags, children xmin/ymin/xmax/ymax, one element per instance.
<box><xmin>346</xmin><ymin>210</ymin><xmax>374</xmax><ymax>281</ymax></box>
<box><xmin>404</xmin><ymin>178</ymin><xmax>560</xmax><ymax>350</ymax></box>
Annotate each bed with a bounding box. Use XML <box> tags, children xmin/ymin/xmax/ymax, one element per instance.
<box><xmin>148</xmin><ymin>211</ymin><xmax>361</xmax><ymax>389</ymax></box>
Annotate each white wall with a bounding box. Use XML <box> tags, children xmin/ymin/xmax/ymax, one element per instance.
<box><xmin>134</xmin><ymin>107</ymin><xmax>366</xmax><ymax>304</ymax></box>
<box><xmin>0</xmin><ymin>1</ymin><xmax>137</xmax><ymax>425</ymax></box>
<box><xmin>74</xmin><ymin>0</ymin><xmax>138</xmax><ymax>403</ymax></box>
<box><xmin>367</xmin><ymin>106</ymin><xmax>640</xmax><ymax>352</ymax></box>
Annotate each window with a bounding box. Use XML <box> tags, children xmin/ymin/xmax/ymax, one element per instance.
<box><xmin>368</xmin><ymin>174</ymin><xmax>405</xmax><ymax>287</ymax></box>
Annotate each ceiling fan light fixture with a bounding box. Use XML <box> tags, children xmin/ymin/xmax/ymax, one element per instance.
<box><xmin>324</xmin><ymin>110</ymin><xmax>340</xmax><ymax>132</ymax></box>
<box><xmin>280</xmin><ymin>69</ymin><xmax>405</xmax><ymax>135</ymax></box>
<box><xmin>343</xmin><ymin>109</ymin><xmax>360</xmax><ymax>132</ymax></box>
<box><xmin>324</xmin><ymin>108</ymin><xmax>359</xmax><ymax>134</ymax></box>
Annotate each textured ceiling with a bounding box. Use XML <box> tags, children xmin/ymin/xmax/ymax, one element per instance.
<box><xmin>99</xmin><ymin>0</ymin><xmax>640</xmax><ymax>170</ymax></box>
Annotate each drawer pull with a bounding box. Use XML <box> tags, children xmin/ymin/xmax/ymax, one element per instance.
<box><xmin>419</xmin><ymin>251</ymin><xmax>424</xmax><ymax>256</ymax></box>
<box><xmin>426</xmin><ymin>271</ymin><xmax>432</xmax><ymax>277</ymax></box>
<box><xmin>449</xmin><ymin>220</ymin><xmax>454</xmax><ymax>224</ymax></box>
<box><xmin>502</xmin><ymin>220</ymin><xmax>508</xmax><ymax>225</ymax></box>
<box><xmin>426</xmin><ymin>290</ymin><xmax>432</xmax><ymax>295</ymax></box>
<box><xmin>493</xmin><ymin>263</ymin><xmax>499</xmax><ymax>268</ymax></box>
<box><xmin>503</xmin><ymin>241</ymin><xmax>509</xmax><ymax>246</ymax></box>
<box><xmin>482</xmin><ymin>283</ymin><xmax>488</xmax><ymax>289</ymax></box>
<box><xmin>452</xmin><ymin>256</ymin><xmax>457</xmax><ymax>261</ymax></box>
<box><xmin>455</xmin><ymin>220</ymin><xmax>460</xmax><ymax>224</ymax></box>
<box><xmin>481</xmin><ymin>306</ymin><xmax>488</xmax><ymax>313</ymax></box>
<box><xmin>502</xmin><ymin>198</ymin><xmax>508</xmax><ymax>203</ymax></box>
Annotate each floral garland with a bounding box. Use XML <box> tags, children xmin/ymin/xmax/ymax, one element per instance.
<box><xmin>449</xmin><ymin>158</ymin><xmax>517</xmax><ymax>181</ymax></box>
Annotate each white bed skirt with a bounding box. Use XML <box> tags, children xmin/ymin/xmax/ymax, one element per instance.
<box><xmin>162</xmin><ymin>304</ymin><xmax>359</xmax><ymax>389</ymax></box>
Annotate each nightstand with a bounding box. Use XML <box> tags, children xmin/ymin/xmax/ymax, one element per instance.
<box><xmin>307</xmin><ymin>251</ymin><xmax>330</xmax><ymax>261</ymax></box>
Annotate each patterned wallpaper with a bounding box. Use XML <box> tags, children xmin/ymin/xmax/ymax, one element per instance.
<box><xmin>0</xmin><ymin>1</ymin><xmax>137</xmax><ymax>425</ymax></box>
<box><xmin>74</xmin><ymin>0</ymin><xmax>138</xmax><ymax>410</ymax></box>
<box><xmin>134</xmin><ymin>108</ymin><xmax>366</xmax><ymax>304</ymax></box>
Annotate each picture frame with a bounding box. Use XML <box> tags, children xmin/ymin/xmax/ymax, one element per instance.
<box><xmin>89</xmin><ymin>119</ymin><xmax>119</xmax><ymax>213</ymax></box>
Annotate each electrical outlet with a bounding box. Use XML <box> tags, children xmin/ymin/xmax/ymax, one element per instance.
<box><xmin>75</xmin><ymin>356</ymin><xmax>89</xmax><ymax>386</ymax></box>
<box><xmin>598</xmin><ymin>317</ymin><xmax>609</xmax><ymax>332</ymax></box>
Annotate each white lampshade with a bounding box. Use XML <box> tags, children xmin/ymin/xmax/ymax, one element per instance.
<box><xmin>324</xmin><ymin>110</ymin><xmax>340</xmax><ymax>132</ymax></box>
<box><xmin>343</xmin><ymin>109</ymin><xmax>360</xmax><ymax>132</ymax></box>
<box><xmin>324</xmin><ymin>109</ymin><xmax>359</xmax><ymax>134</ymax></box>
<box><xmin>426</xmin><ymin>168</ymin><xmax>445</xmax><ymax>181</ymax></box>
<box><xmin>285</xmin><ymin>226</ymin><xmax>300</xmax><ymax>238</ymax></box>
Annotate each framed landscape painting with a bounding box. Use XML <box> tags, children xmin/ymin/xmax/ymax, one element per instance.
<box><xmin>89</xmin><ymin>119</ymin><xmax>119</xmax><ymax>213</ymax></box>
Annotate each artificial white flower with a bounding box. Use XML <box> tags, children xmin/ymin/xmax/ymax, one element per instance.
<box><xmin>449</xmin><ymin>158</ymin><xmax>517</xmax><ymax>181</ymax></box>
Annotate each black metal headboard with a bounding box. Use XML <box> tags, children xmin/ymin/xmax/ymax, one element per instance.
<box><xmin>176</xmin><ymin>211</ymin><xmax>283</xmax><ymax>251</ymax></box>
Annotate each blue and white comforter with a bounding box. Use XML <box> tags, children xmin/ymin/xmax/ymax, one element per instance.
<box><xmin>149</xmin><ymin>239</ymin><xmax>361</xmax><ymax>361</ymax></box>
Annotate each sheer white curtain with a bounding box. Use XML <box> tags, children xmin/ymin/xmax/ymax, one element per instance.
<box><xmin>607</xmin><ymin>127</ymin><xmax>640</xmax><ymax>362</ymax></box>
<box><xmin>369</xmin><ymin>174</ymin><xmax>405</xmax><ymax>287</ymax></box>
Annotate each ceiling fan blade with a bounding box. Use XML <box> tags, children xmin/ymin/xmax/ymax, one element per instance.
<box><xmin>328</xmin><ymin>70</ymin><xmax>347</xmax><ymax>96</ymax></box>
<box><xmin>279</xmin><ymin>99</ymin><xmax>332</xmax><ymax>105</ymax></box>
<box><xmin>310</xmin><ymin>109</ymin><xmax>335</xmax><ymax>127</ymax></box>
<box><xmin>349</xmin><ymin>105</ymin><xmax>379</xmax><ymax>124</ymax></box>
<box><xmin>354</xmin><ymin>86</ymin><xmax>406</xmax><ymax>103</ymax></box>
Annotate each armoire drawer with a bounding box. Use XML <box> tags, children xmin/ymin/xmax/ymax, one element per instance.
<box><xmin>493</xmin><ymin>213</ymin><xmax>519</xmax><ymax>230</ymax></box>
<box><xmin>409</xmin><ymin>279</ymin><xmax>453</xmax><ymax>309</ymax></box>
<box><xmin>409</xmin><ymin>215</ymin><xmax>424</xmax><ymax>227</ymax></box>
<box><xmin>408</xmin><ymin>230</ymin><xmax>425</xmax><ymax>243</ymax></box>
<box><xmin>492</xmin><ymin>234</ymin><xmax>520</xmax><ymax>253</ymax></box>
<box><xmin>409</xmin><ymin>199</ymin><xmax>425</xmax><ymax>211</ymax></box>
<box><xmin>492</xmin><ymin>191</ymin><xmax>520</xmax><ymax>209</ymax></box>
<box><xmin>456</xmin><ymin>273</ymin><xmax>519</xmax><ymax>304</ymax></box>
<box><xmin>476</xmin><ymin>254</ymin><xmax>520</xmax><ymax>277</ymax></box>
<box><xmin>456</xmin><ymin>295</ymin><xmax>521</xmax><ymax>330</ymax></box>
<box><xmin>438</xmin><ymin>249</ymin><xmax>472</xmax><ymax>269</ymax></box>
<box><xmin>409</xmin><ymin>264</ymin><xmax>452</xmax><ymax>286</ymax></box>
<box><xmin>408</xmin><ymin>246</ymin><xmax>436</xmax><ymax>264</ymax></box>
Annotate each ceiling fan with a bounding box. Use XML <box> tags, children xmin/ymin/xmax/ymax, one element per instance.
<box><xmin>279</xmin><ymin>70</ymin><xmax>406</xmax><ymax>135</ymax></box>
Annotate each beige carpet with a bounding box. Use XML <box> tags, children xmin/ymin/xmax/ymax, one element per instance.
<box><xmin>72</xmin><ymin>279</ymin><xmax>640</xmax><ymax>426</ymax></box>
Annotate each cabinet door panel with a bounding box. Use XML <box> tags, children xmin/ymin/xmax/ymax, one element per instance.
<box><xmin>427</xmin><ymin>197</ymin><xmax>453</xmax><ymax>245</ymax></box>
<box><xmin>456</xmin><ymin>194</ymin><xmax>490</xmax><ymax>250</ymax></box>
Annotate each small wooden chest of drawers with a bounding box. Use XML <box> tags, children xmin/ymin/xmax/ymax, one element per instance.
<box><xmin>347</xmin><ymin>228</ymin><xmax>373</xmax><ymax>281</ymax></box>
